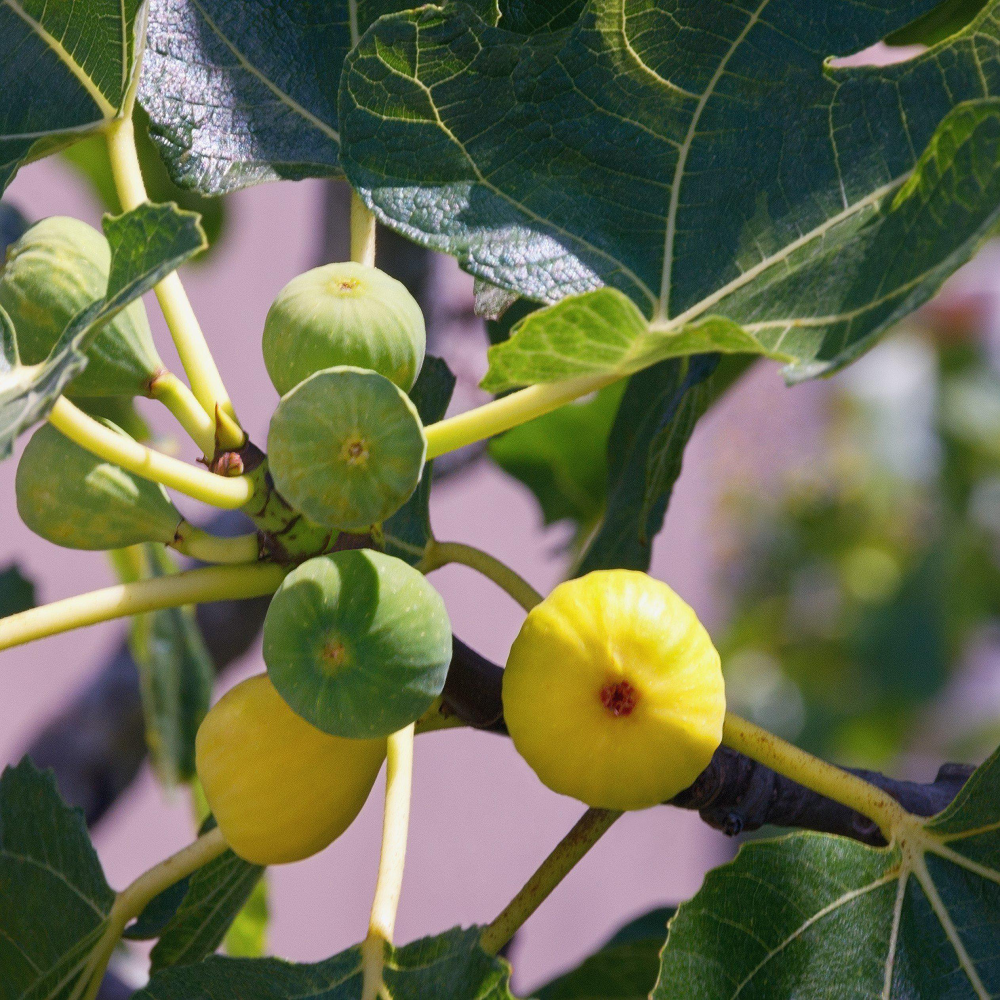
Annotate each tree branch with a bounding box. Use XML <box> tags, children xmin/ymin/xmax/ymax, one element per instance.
<box><xmin>442</xmin><ymin>639</ymin><xmax>974</xmax><ymax>847</ymax></box>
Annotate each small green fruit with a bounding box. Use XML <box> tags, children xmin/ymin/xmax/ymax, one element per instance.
<box><xmin>263</xmin><ymin>549</ymin><xmax>453</xmax><ymax>738</ymax></box>
<box><xmin>15</xmin><ymin>423</ymin><xmax>181</xmax><ymax>550</ymax></box>
<box><xmin>267</xmin><ymin>366</ymin><xmax>426</xmax><ymax>532</ymax></box>
<box><xmin>0</xmin><ymin>216</ymin><xmax>162</xmax><ymax>397</ymax></box>
<box><xmin>262</xmin><ymin>262</ymin><xmax>425</xmax><ymax>396</ymax></box>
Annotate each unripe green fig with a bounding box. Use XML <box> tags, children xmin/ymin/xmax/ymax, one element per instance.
<box><xmin>15</xmin><ymin>423</ymin><xmax>181</xmax><ymax>550</ymax></box>
<box><xmin>263</xmin><ymin>550</ymin><xmax>452</xmax><ymax>738</ymax></box>
<box><xmin>262</xmin><ymin>262</ymin><xmax>425</xmax><ymax>396</ymax></box>
<box><xmin>196</xmin><ymin>673</ymin><xmax>386</xmax><ymax>865</ymax></box>
<box><xmin>0</xmin><ymin>216</ymin><xmax>163</xmax><ymax>397</ymax></box>
<box><xmin>267</xmin><ymin>366</ymin><xmax>426</xmax><ymax>532</ymax></box>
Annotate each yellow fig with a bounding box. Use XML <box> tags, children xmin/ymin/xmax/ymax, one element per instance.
<box><xmin>502</xmin><ymin>570</ymin><xmax>725</xmax><ymax>810</ymax></box>
<box><xmin>195</xmin><ymin>674</ymin><xmax>386</xmax><ymax>865</ymax></box>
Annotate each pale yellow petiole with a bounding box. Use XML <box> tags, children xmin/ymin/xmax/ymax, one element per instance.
<box><xmin>104</xmin><ymin>116</ymin><xmax>243</xmax><ymax>447</ymax></box>
<box><xmin>424</xmin><ymin>373</ymin><xmax>619</xmax><ymax>460</ymax></box>
<box><xmin>49</xmin><ymin>397</ymin><xmax>253</xmax><ymax>509</ymax></box>
<box><xmin>361</xmin><ymin>723</ymin><xmax>415</xmax><ymax>1000</ymax></box>
<box><xmin>75</xmin><ymin>827</ymin><xmax>229</xmax><ymax>1000</ymax></box>
<box><xmin>420</xmin><ymin>540</ymin><xmax>542</xmax><ymax>612</ymax></box>
<box><xmin>148</xmin><ymin>370</ymin><xmax>218</xmax><ymax>457</ymax></box>
<box><xmin>171</xmin><ymin>522</ymin><xmax>261</xmax><ymax>564</ymax></box>
<box><xmin>721</xmin><ymin>712</ymin><xmax>907</xmax><ymax>840</ymax></box>
<box><xmin>0</xmin><ymin>562</ymin><xmax>286</xmax><ymax>652</ymax></box>
<box><xmin>351</xmin><ymin>190</ymin><xmax>377</xmax><ymax>268</ymax></box>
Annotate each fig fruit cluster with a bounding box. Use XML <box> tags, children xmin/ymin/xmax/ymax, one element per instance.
<box><xmin>263</xmin><ymin>262</ymin><xmax>429</xmax><ymax>536</ymax></box>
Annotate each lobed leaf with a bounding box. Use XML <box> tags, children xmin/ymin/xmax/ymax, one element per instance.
<box><xmin>654</xmin><ymin>744</ymin><xmax>1000</xmax><ymax>999</ymax></box>
<box><xmin>134</xmin><ymin>926</ymin><xmax>516</xmax><ymax>1000</ymax></box>
<box><xmin>341</xmin><ymin>1</ymin><xmax>1000</xmax><ymax>387</ymax></box>
<box><xmin>0</xmin><ymin>201</ymin><xmax>206</xmax><ymax>460</ymax></box>
<box><xmin>0</xmin><ymin>0</ymin><xmax>145</xmax><ymax>191</ymax></box>
<box><xmin>0</xmin><ymin>759</ymin><xmax>114</xmax><ymax>1000</ymax></box>
<box><xmin>538</xmin><ymin>906</ymin><xmax>673</xmax><ymax>1000</ymax></box>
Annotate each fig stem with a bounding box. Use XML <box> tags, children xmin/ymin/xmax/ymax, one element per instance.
<box><xmin>350</xmin><ymin>191</ymin><xmax>377</xmax><ymax>268</ymax></box>
<box><xmin>480</xmin><ymin>807</ymin><xmax>621</xmax><ymax>955</ymax></box>
<box><xmin>421</xmin><ymin>540</ymin><xmax>542</xmax><ymax>611</ymax></box>
<box><xmin>49</xmin><ymin>397</ymin><xmax>254</xmax><ymax>509</ymax></box>
<box><xmin>105</xmin><ymin>116</ymin><xmax>244</xmax><ymax>447</ymax></box>
<box><xmin>172</xmin><ymin>523</ymin><xmax>261</xmax><ymax>564</ymax></box>
<box><xmin>0</xmin><ymin>562</ymin><xmax>286</xmax><ymax>652</ymax></box>
<box><xmin>73</xmin><ymin>827</ymin><xmax>228</xmax><ymax>1000</ymax></box>
<box><xmin>424</xmin><ymin>373</ymin><xmax>619</xmax><ymax>459</ymax></box>
<box><xmin>361</xmin><ymin>723</ymin><xmax>415</xmax><ymax>1000</ymax></box>
<box><xmin>148</xmin><ymin>370</ymin><xmax>218</xmax><ymax>456</ymax></box>
<box><xmin>721</xmin><ymin>712</ymin><xmax>908</xmax><ymax>840</ymax></box>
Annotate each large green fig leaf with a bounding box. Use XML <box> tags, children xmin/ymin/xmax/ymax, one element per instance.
<box><xmin>139</xmin><ymin>0</ymin><xmax>346</xmax><ymax>195</ymax></box>
<box><xmin>138</xmin><ymin>0</ymin><xmax>504</xmax><ymax>196</ymax></box>
<box><xmin>341</xmin><ymin>2</ymin><xmax>1000</xmax><ymax>387</ymax></box>
<box><xmin>538</xmin><ymin>907</ymin><xmax>673</xmax><ymax>1000</ymax></box>
<box><xmin>384</xmin><ymin>354</ymin><xmax>456</xmax><ymax>564</ymax></box>
<box><xmin>133</xmin><ymin>927</ymin><xmax>515</xmax><ymax>1000</ymax></box>
<box><xmin>654</xmin><ymin>744</ymin><xmax>1000</xmax><ymax>999</ymax></box>
<box><xmin>0</xmin><ymin>759</ymin><xmax>115</xmax><ymax>1000</ymax></box>
<box><xmin>0</xmin><ymin>201</ymin><xmax>206</xmax><ymax>460</ymax></box>
<box><xmin>0</xmin><ymin>0</ymin><xmax>146</xmax><ymax>191</ymax></box>
<box><xmin>148</xmin><ymin>845</ymin><xmax>264</xmax><ymax>972</ymax></box>
<box><xmin>576</xmin><ymin>355</ymin><xmax>717</xmax><ymax>574</ymax></box>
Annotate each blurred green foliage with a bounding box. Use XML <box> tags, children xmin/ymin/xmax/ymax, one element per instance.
<box><xmin>718</xmin><ymin>328</ymin><xmax>1000</xmax><ymax>767</ymax></box>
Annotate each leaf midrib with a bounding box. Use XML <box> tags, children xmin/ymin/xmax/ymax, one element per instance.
<box><xmin>188</xmin><ymin>0</ymin><xmax>339</xmax><ymax>143</ymax></box>
<box><xmin>2</xmin><ymin>0</ymin><xmax>117</xmax><ymax>117</ymax></box>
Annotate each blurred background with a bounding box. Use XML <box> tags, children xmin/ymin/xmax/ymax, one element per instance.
<box><xmin>2</xmin><ymin>99</ymin><xmax>1000</xmax><ymax>994</ymax></box>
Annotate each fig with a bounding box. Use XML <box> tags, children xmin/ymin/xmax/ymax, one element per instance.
<box><xmin>263</xmin><ymin>549</ymin><xmax>452</xmax><ymax>738</ymax></box>
<box><xmin>0</xmin><ymin>216</ymin><xmax>162</xmax><ymax>397</ymax></box>
<box><xmin>196</xmin><ymin>674</ymin><xmax>386</xmax><ymax>865</ymax></box>
<box><xmin>262</xmin><ymin>262</ymin><xmax>425</xmax><ymax>396</ymax></box>
<box><xmin>267</xmin><ymin>366</ymin><xmax>426</xmax><ymax>532</ymax></box>
<box><xmin>15</xmin><ymin>422</ymin><xmax>181</xmax><ymax>550</ymax></box>
<box><xmin>502</xmin><ymin>570</ymin><xmax>725</xmax><ymax>810</ymax></box>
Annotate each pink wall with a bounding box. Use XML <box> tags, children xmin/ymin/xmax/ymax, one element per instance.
<box><xmin>0</xmin><ymin>157</ymin><xmax>822</xmax><ymax>990</ymax></box>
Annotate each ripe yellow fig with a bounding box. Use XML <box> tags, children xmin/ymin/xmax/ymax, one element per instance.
<box><xmin>502</xmin><ymin>570</ymin><xmax>725</xmax><ymax>810</ymax></box>
<box><xmin>195</xmin><ymin>674</ymin><xmax>386</xmax><ymax>865</ymax></box>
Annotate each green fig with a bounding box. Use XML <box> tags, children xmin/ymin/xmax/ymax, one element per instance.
<box><xmin>0</xmin><ymin>216</ymin><xmax>163</xmax><ymax>397</ymax></box>
<box><xmin>263</xmin><ymin>550</ymin><xmax>453</xmax><ymax>738</ymax></box>
<box><xmin>262</xmin><ymin>262</ymin><xmax>425</xmax><ymax>396</ymax></box>
<box><xmin>267</xmin><ymin>366</ymin><xmax>427</xmax><ymax>532</ymax></box>
<box><xmin>15</xmin><ymin>423</ymin><xmax>181</xmax><ymax>550</ymax></box>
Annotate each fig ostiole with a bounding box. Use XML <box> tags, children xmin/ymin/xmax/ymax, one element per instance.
<box><xmin>267</xmin><ymin>366</ymin><xmax>426</xmax><ymax>532</ymax></box>
<box><xmin>263</xmin><ymin>549</ymin><xmax>452</xmax><ymax>739</ymax></box>
<box><xmin>262</xmin><ymin>262</ymin><xmax>425</xmax><ymax>397</ymax></box>
<box><xmin>0</xmin><ymin>216</ymin><xmax>164</xmax><ymax>398</ymax></box>
<box><xmin>15</xmin><ymin>422</ymin><xmax>181</xmax><ymax>550</ymax></box>
<box><xmin>502</xmin><ymin>570</ymin><xmax>725</xmax><ymax>811</ymax></box>
<box><xmin>196</xmin><ymin>673</ymin><xmax>386</xmax><ymax>865</ymax></box>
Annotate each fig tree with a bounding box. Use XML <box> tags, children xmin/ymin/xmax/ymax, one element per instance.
<box><xmin>267</xmin><ymin>366</ymin><xmax>426</xmax><ymax>532</ymax></box>
<box><xmin>263</xmin><ymin>549</ymin><xmax>452</xmax><ymax>738</ymax></box>
<box><xmin>502</xmin><ymin>570</ymin><xmax>725</xmax><ymax>810</ymax></box>
<box><xmin>0</xmin><ymin>216</ymin><xmax>163</xmax><ymax>397</ymax></box>
<box><xmin>196</xmin><ymin>674</ymin><xmax>386</xmax><ymax>865</ymax></box>
<box><xmin>15</xmin><ymin>422</ymin><xmax>181</xmax><ymax>550</ymax></box>
<box><xmin>262</xmin><ymin>262</ymin><xmax>425</xmax><ymax>396</ymax></box>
